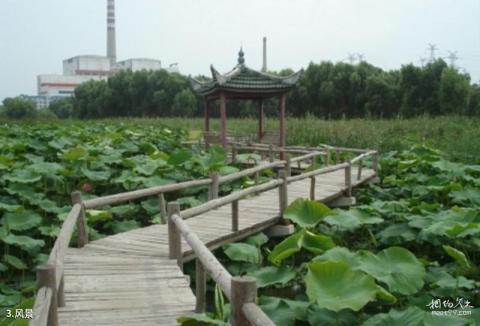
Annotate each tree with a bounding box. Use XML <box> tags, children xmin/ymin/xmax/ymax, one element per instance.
<box><xmin>171</xmin><ymin>89</ymin><xmax>197</xmax><ymax>117</ymax></box>
<box><xmin>48</xmin><ymin>98</ymin><xmax>74</xmax><ymax>119</ymax></box>
<box><xmin>467</xmin><ymin>84</ymin><xmax>480</xmax><ymax>116</ymax></box>
<box><xmin>1</xmin><ymin>97</ymin><xmax>36</xmax><ymax>119</ymax></box>
<box><xmin>438</xmin><ymin>68</ymin><xmax>470</xmax><ymax>114</ymax></box>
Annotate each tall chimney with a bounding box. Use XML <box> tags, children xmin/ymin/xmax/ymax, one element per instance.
<box><xmin>107</xmin><ymin>0</ymin><xmax>117</xmax><ymax>67</ymax></box>
<box><xmin>262</xmin><ymin>37</ymin><xmax>267</xmax><ymax>72</ymax></box>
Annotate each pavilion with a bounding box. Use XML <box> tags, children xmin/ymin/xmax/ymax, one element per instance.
<box><xmin>191</xmin><ymin>49</ymin><xmax>303</xmax><ymax>151</ymax></box>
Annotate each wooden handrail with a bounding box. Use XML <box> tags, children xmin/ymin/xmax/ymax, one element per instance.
<box><xmin>287</xmin><ymin>162</ymin><xmax>349</xmax><ymax>183</ymax></box>
<box><xmin>33</xmin><ymin>204</ymin><xmax>82</xmax><ymax>325</ymax></box>
<box><xmin>350</xmin><ymin>150</ymin><xmax>375</xmax><ymax>164</ymax></box>
<box><xmin>320</xmin><ymin>144</ymin><xmax>372</xmax><ymax>154</ymax></box>
<box><xmin>30</xmin><ymin>287</ymin><xmax>53</xmax><ymax>326</ymax></box>
<box><xmin>83</xmin><ymin>178</ymin><xmax>212</xmax><ymax>209</ymax></box>
<box><xmin>219</xmin><ymin>161</ymin><xmax>286</xmax><ymax>183</ymax></box>
<box><xmin>242</xmin><ymin>302</ymin><xmax>275</xmax><ymax>326</ymax></box>
<box><xmin>289</xmin><ymin>151</ymin><xmax>323</xmax><ymax>163</ymax></box>
<box><xmin>171</xmin><ymin>213</ymin><xmax>233</xmax><ymax>299</ymax></box>
<box><xmin>181</xmin><ymin>179</ymin><xmax>283</xmax><ymax>219</ymax></box>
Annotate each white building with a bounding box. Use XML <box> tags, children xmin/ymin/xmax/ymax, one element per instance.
<box><xmin>115</xmin><ymin>58</ymin><xmax>162</xmax><ymax>72</ymax></box>
<box><xmin>63</xmin><ymin>55</ymin><xmax>111</xmax><ymax>76</ymax></box>
<box><xmin>30</xmin><ymin>0</ymin><xmax>179</xmax><ymax>109</ymax></box>
<box><xmin>37</xmin><ymin>74</ymin><xmax>107</xmax><ymax>97</ymax></box>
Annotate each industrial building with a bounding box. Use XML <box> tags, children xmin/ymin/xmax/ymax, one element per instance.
<box><xmin>29</xmin><ymin>0</ymin><xmax>177</xmax><ymax>108</ymax></box>
<box><xmin>115</xmin><ymin>58</ymin><xmax>162</xmax><ymax>72</ymax></box>
<box><xmin>63</xmin><ymin>55</ymin><xmax>112</xmax><ymax>76</ymax></box>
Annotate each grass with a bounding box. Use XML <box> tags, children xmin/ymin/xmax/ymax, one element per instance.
<box><xmin>111</xmin><ymin>116</ymin><xmax>480</xmax><ymax>164</ymax></box>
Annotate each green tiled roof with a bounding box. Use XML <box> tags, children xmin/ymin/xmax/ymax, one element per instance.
<box><xmin>191</xmin><ymin>49</ymin><xmax>303</xmax><ymax>96</ymax></box>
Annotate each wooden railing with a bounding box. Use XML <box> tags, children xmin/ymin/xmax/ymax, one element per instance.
<box><xmin>31</xmin><ymin>203</ymin><xmax>84</xmax><ymax>326</ymax></box>
<box><xmin>166</xmin><ymin>168</ymin><xmax>293</xmax><ymax>325</ymax></box>
<box><xmin>30</xmin><ymin>145</ymin><xmax>378</xmax><ymax>326</ymax></box>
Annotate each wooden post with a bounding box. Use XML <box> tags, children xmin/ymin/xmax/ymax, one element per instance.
<box><xmin>286</xmin><ymin>155</ymin><xmax>292</xmax><ymax>177</ymax></box>
<box><xmin>373</xmin><ymin>151</ymin><xmax>379</xmax><ymax>173</ymax></box>
<box><xmin>158</xmin><ymin>193</ymin><xmax>167</xmax><ymax>224</ymax></box>
<box><xmin>278</xmin><ymin>169</ymin><xmax>288</xmax><ymax>216</ymax></box>
<box><xmin>57</xmin><ymin>274</ymin><xmax>65</xmax><ymax>307</ymax></box>
<box><xmin>37</xmin><ymin>264</ymin><xmax>58</xmax><ymax>326</ymax></box>
<box><xmin>310</xmin><ymin>176</ymin><xmax>316</xmax><ymax>200</ymax></box>
<box><xmin>312</xmin><ymin>154</ymin><xmax>317</xmax><ymax>170</ymax></box>
<box><xmin>335</xmin><ymin>149</ymin><xmax>340</xmax><ymax>164</ymax></box>
<box><xmin>254</xmin><ymin>171</ymin><xmax>260</xmax><ymax>186</ymax></box>
<box><xmin>345</xmin><ymin>158</ymin><xmax>352</xmax><ymax>197</ymax></box>
<box><xmin>257</xmin><ymin>100</ymin><xmax>264</xmax><ymax>142</ymax></box>
<box><xmin>268</xmin><ymin>144</ymin><xmax>274</xmax><ymax>162</ymax></box>
<box><xmin>326</xmin><ymin>148</ymin><xmax>331</xmax><ymax>166</ymax></box>
<box><xmin>220</xmin><ymin>93</ymin><xmax>227</xmax><ymax>148</ymax></box>
<box><xmin>279</xmin><ymin>94</ymin><xmax>286</xmax><ymax>160</ymax></box>
<box><xmin>232</xmin><ymin>200</ymin><xmax>239</xmax><ymax>232</ymax></box>
<box><xmin>167</xmin><ymin>202</ymin><xmax>182</xmax><ymax>271</ymax></box>
<box><xmin>195</xmin><ymin>259</ymin><xmax>206</xmax><ymax>313</ymax></box>
<box><xmin>208</xmin><ymin>172</ymin><xmax>220</xmax><ymax>200</ymax></box>
<box><xmin>232</xmin><ymin>145</ymin><xmax>237</xmax><ymax>163</ymax></box>
<box><xmin>204</xmin><ymin>99</ymin><xmax>210</xmax><ymax>132</ymax></box>
<box><xmin>230</xmin><ymin>276</ymin><xmax>257</xmax><ymax>326</ymax></box>
<box><xmin>357</xmin><ymin>159</ymin><xmax>363</xmax><ymax>180</ymax></box>
<box><xmin>71</xmin><ymin>191</ymin><xmax>88</xmax><ymax>248</ymax></box>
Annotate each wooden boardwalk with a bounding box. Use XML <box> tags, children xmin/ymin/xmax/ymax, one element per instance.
<box><xmin>56</xmin><ymin>169</ymin><xmax>375</xmax><ymax>326</ymax></box>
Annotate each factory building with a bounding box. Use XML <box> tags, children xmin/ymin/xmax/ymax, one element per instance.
<box><xmin>115</xmin><ymin>58</ymin><xmax>162</xmax><ymax>72</ymax></box>
<box><xmin>29</xmin><ymin>0</ymin><xmax>178</xmax><ymax>109</ymax></box>
<box><xmin>63</xmin><ymin>55</ymin><xmax>112</xmax><ymax>76</ymax></box>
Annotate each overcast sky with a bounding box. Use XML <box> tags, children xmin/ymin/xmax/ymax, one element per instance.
<box><xmin>1</xmin><ymin>0</ymin><xmax>479</xmax><ymax>101</ymax></box>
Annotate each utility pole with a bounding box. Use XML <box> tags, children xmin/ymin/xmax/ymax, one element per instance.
<box><xmin>427</xmin><ymin>43</ymin><xmax>438</xmax><ymax>62</ymax></box>
<box><xmin>356</xmin><ymin>53</ymin><xmax>365</xmax><ymax>62</ymax></box>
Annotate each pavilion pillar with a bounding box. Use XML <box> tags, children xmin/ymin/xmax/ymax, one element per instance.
<box><xmin>279</xmin><ymin>94</ymin><xmax>286</xmax><ymax>159</ymax></box>
<box><xmin>220</xmin><ymin>93</ymin><xmax>227</xmax><ymax>147</ymax></box>
<box><xmin>257</xmin><ymin>100</ymin><xmax>264</xmax><ymax>142</ymax></box>
<box><xmin>204</xmin><ymin>99</ymin><xmax>210</xmax><ymax>132</ymax></box>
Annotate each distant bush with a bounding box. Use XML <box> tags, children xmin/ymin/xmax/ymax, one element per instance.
<box><xmin>1</xmin><ymin>96</ymin><xmax>37</xmax><ymax>119</ymax></box>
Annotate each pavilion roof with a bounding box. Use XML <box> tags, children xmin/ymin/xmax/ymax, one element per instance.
<box><xmin>191</xmin><ymin>49</ymin><xmax>303</xmax><ymax>97</ymax></box>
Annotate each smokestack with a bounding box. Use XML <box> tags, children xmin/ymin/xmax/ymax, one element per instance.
<box><xmin>107</xmin><ymin>0</ymin><xmax>117</xmax><ymax>66</ymax></box>
<box><xmin>262</xmin><ymin>37</ymin><xmax>267</xmax><ymax>72</ymax></box>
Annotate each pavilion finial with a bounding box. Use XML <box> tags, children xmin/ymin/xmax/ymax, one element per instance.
<box><xmin>238</xmin><ymin>47</ymin><xmax>245</xmax><ymax>65</ymax></box>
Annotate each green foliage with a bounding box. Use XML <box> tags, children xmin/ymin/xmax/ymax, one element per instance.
<box><xmin>222</xmin><ymin>243</ymin><xmax>260</xmax><ymax>264</ymax></box>
<box><xmin>48</xmin><ymin>98</ymin><xmax>74</xmax><ymax>119</ymax></box>
<box><xmin>304</xmin><ymin>261</ymin><xmax>379</xmax><ymax>312</ymax></box>
<box><xmin>268</xmin><ymin>229</ymin><xmax>335</xmax><ymax>265</ymax></box>
<box><xmin>216</xmin><ymin>145</ymin><xmax>479</xmax><ymax>325</ymax></box>
<box><xmin>362</xmin><ymin>306</ymin><xmax>470</xmax><ymax>326</ymax></box>
<box><xmin>1</xmin><ymin>97</ymin><xmax>36</xmax><ymax>119</ymax></box>
<box><xmin>283</xmin><ymin>198</ymin><xmax>331</xmax><ymax>228</ymax></box>
<box><xmin>12</xmin><ymin>58</ymin><xmax>474</xmax><ymax>120</ymax></box>
<box><xmin>0</xmin><ymin>121</ymin><xmax>244</xmax><ymax>309</ymax></box>
<box><xmin>248</xmin><ymin>266</ymin><xmax>296</xmax><ymax>288</ymax></box>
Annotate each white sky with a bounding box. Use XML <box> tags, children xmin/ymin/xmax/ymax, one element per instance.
<box><xmin>1</xmin><ymin>0</ymin><xmax>479</xmax><ymax>100</ymax></box>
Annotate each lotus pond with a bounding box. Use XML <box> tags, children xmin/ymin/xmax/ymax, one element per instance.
<box><xmin>0</xmin><ymin>121</ymin><xmax>478</xmax><ymax>326</ymax></box>
<box><xmin>181</xmin><ymin>145</ymin><xmax>480</xmax><ymax>325</ymax></box>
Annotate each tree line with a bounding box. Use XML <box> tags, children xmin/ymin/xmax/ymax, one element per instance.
<box><xmin>2</xmin><ymin>59</ymin><xmax>479</xmax><ymax>119</ymax></box>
